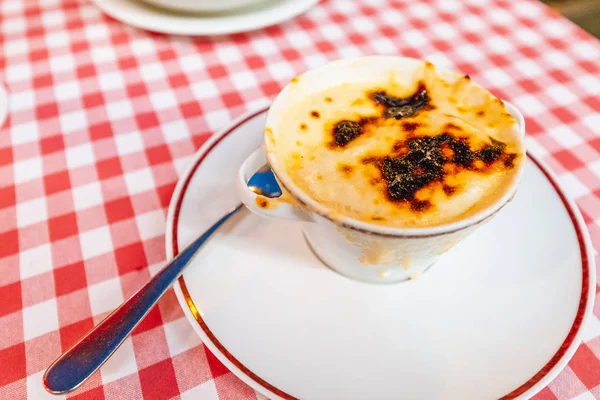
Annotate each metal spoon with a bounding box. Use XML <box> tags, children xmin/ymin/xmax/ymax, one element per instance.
<box><xmin>43</xmin><ymin>164</ymin><xmax>280</xmax><ymax>394</ymax></box>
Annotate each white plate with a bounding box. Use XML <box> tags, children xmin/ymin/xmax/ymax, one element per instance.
<box><xmin>92</xmin><ymin>0</ymin><xmax>319</xmax><ymax>36</ymax></box>
<box><xmin>166</xmin><ymin>107</ymin><xmax>596</xmax><ymax>400</ymax></box>
<box><xmin>0</xmin><ymin>83</ymin><xmax>7</xmax><ymax>129</ymax></box>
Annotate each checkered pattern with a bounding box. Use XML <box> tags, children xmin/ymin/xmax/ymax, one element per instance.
<box><xmin>0</xmin><ymin>0</ymin><xmax>599</xmax><ymax>398</ymax></box>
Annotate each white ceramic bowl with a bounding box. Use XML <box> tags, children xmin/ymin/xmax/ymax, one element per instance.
<box><xmin>238</xmin><ymin>56</ymin><xmax>527</xmax><ymax>284</ymax></box>
<box><xmin>141</xmin><ymin>0</ymin><xmax>268</xmax><ymax>13</ymax></box>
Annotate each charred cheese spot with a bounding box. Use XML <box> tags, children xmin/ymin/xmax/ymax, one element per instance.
<box><xmin>256</xmin><ymin>196</ymin><xmax>269</xmax><ymax>208</ymax></box>
<box><xmin>444</xmin><ymin>123</ymin><xmax>462</xmax><ymax>131</ymax></box>
<box><xmin>366</xmin><ymin>134</ymin><xmax>516</xmax><ymax>211</ymax></box>
<box><xmin>401</xmin><ymin>121</ymin><xmax>421</xmax><ymax>133</ymax></box>
<box><xmin>329</xmin><ymin>118</ymin><xmax>376</xmax><ymax>148</ymax></box>
<box><xmin>443</xmin><ymin>184</ymin><xmax>456</xmax><ymax>196</ymax></box>
<box><xmin>338</xmin><ymin>164</ymin><xmax>354</xmax><ymax>176</ymax></box>
<box><xmin>370</xmin><ymin>82</ymin><xmax>431</xmax><ymax>120</ymax></box>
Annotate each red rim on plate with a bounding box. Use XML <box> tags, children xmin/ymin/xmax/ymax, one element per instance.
<box><xmin>171</xmin><ymin>107</ymin><xmax>590</xmax><ymax>400</ymax></box>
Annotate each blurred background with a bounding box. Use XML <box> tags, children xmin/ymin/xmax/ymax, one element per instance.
<box><xmin>544</xmin><ymin>0</ymin><xmax>600</xmax><ymax>37</ymax></box>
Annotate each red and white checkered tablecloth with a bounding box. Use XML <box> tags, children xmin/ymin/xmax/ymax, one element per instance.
<box><xmin>0</xmin><ymin>0</ymin><xmax>599</xmax><ymax>398</ymax></box>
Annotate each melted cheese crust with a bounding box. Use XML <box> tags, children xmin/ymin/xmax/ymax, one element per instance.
<box><xmin>273</xmin><ymin>63</ymin><xmax>525</xmax><ymax>227</ymax></box>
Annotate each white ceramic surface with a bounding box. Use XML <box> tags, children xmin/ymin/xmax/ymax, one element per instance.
<box><xmin>141</xmin><ymin>0</ymin><xmax>267</xmax><ymax>13</ymax></box>
<box><xmin>0</xmin><ymin>84</ymin><xmax>7</xmax><ymax>129</ymax></box>
<box><xmin>236</xmin><ymin>57</ymin><xmax>528</xmax><ymax>283</ymax></box>
<box><xmin>92</xmin><ymin>0</ymin><xmax>319</xmax><ymax>36</ymax></box>
<box><xmin>166</xmin><ymin>107</ymin><xmax>596</xmax><ymax>400</ymax></box>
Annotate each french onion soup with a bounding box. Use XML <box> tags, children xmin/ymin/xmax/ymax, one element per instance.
<box><xmin>268</xmin><ymin>62</ymin><xmax>525</xmax><ymax>228</ymax></box>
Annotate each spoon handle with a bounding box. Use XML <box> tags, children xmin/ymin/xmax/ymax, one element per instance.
<box><xmin>43</xmin><ymin>204</ymin><xmax>243</xmax><ymax>394</ymax></box>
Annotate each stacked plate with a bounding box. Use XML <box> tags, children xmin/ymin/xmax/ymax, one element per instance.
<box><xmin>92</xmin><ymin>0</ymin><xmax>319</xmax><ymax>35</ymax></box>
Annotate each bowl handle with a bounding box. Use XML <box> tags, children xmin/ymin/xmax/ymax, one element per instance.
<box><xmin>237</xmin><ymin>147</ymin><xmax>313</xmax><ymax>222</ymax></box>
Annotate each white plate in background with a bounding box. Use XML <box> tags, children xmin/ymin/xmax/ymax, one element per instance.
<box><xmin>0</xmin><ymin>84</ymin><xmax>7</xmax><ymax>129</ymax></box>
<box><xmin>92</xmin><ymin>0</ymin><xmax>319</xmax><ymax>36</ymax></box>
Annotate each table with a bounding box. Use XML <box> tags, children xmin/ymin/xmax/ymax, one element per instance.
<box><xmin>0</xmin><ymin>0</ymin><xmax>599</xmax><ymax>398</ymax></box>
